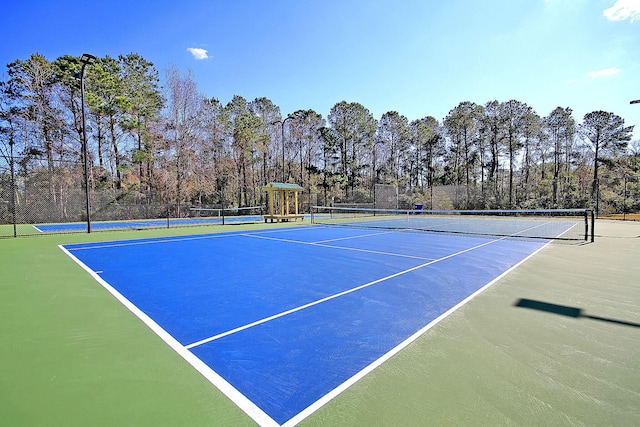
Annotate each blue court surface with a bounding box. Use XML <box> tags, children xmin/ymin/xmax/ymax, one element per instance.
<box><xmin>61</xmin><ymin>226</ymin><xmax>549</xmax><ymax>426</ymax></box>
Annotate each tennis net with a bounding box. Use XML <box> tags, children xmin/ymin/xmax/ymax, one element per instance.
<box><xmin>311</xmin><ymin>206</ymin><xmax>595</xmax><ymax>242</ymax></box>
<box><xmin>189</xmin><ymin>206</ymin><xmax>264</xmax><ymax>225</ymax></box>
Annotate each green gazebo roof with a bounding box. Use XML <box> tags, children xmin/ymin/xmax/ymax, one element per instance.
<box><xmin>263</xmin><ymin>182</ymin><xmax>304</xmax><ymax>191</ymax></box>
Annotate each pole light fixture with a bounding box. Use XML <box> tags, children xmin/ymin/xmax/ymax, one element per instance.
<box><xmin>631</xmin><ymin>100</ymin><xmax>640</xmax><ymax>105</ymax></box>
<box><xmin>271</xmin><ymin>115</ymin><xmax>297</xmax><ymax>183</ymax></box>
<box><xmin>80</xmin><ymin>53</ymin><xmax>97</xmax><ymax>65</ymax></box>
<box><xmin>79</xmin><ymin>53</ymin><xmax>96</xmax><ymax>232</ymax></box>
<box><xmin>280</xmin><ymin>115</ymin><xmax>296</xmax><ymax>183</ymax></box>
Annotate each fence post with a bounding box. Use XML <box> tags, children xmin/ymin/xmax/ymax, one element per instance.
<box><xmin>623</xmin><ymin>176</ymin><xmax>627</xmax><ymax>220</ymax></box>
<box><xmin>10</xmin><ymin>152</ymin><xmax>17</xmax><ymax>238</ymax></box>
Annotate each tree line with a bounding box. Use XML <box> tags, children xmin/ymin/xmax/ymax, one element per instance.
<box><xmin>1</xmin><ymin>52</ymin><xmax>638</xmax><ymax>219</ymax></box>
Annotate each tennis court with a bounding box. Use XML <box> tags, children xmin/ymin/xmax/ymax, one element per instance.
<box><xmin>2</xmin><ymin>219</ymin><xmax>640</xmax><ymax>426</ymax></box>
<box><xmin>33</xmin><ymin>206</ymin><xmax>265</xmax><ymax>233</ymax></box>
<box><xmin>34</xmin><ymin>215</ymin><xmax>261</xmax><ymax>233</ymax></box>
<box><xmin>61</xmin><ymin>225</ymin><xmax>556</xmax><ymax>426</ymax></box>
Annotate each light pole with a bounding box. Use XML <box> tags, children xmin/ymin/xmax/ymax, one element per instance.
<box><xmin>631</xmin><ymin>100</ymin><xmax>640</xmax><ymax>104</ymax></box>
<box><xmin>79</xmin><ymin>53</ymin><xmax>96</xmax><ymax>232</ymax></box>
<box><xmin>272</xmin><ymin>114</ymin><xmax>296</xmax><ymax>182</ymax></box>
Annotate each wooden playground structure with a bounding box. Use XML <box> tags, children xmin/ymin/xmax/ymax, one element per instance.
<box><xmin>263</xmin><ymin>182</ymin><xmax>305</xmax><ymax>223</ymax></box>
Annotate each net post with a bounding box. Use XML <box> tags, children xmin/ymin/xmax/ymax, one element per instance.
<box><xmin>584</xmin><ymin>209</ymin><xmax>588</xmax><ymax>241</ymax></box>
<box><xmin>311</xmin><ymin>206</ymin><xmax>315</xmax><ymax>224</ymax></box>
<box><xmin>590</xmin><ymin>209</ymin><xmax>595</xmax><ymax>242</ymax></box>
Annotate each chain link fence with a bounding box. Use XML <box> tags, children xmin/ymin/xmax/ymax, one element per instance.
<box><xmin>0</xmin><ymin>157</ymin><xmax>264</xmax><ymax>238</ymax></box>
<box><xmin>2</xmin><ymin>156</ymin><xmax>639</xmax><ymax>238</ymax></box>
<box><xmin>400</xmin><ymin>177</ymin><xmax>639</xmax><ymax>216</ymax></box>
<box><xmin>327</xmin><ymin>178</ymin><xmax>640</xmax><ymax>217</ymax></box>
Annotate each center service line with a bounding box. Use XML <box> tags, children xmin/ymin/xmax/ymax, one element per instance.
<box><xmin>185</xmin><ymin>235</ymin><xmax>504</xmax><ymax>350</ymax></box>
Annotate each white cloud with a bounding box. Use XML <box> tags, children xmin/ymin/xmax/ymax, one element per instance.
<box><xmin>604</xmin><ymin>0</ymin><xmax>640</xmax><ymax>22</ymax></box>
<box><xmin>187</xmin><ymin>47</ymin><xmax>209</xmax><ymax>60</ymax></box>
<box><xmin>587</xmin><ymin>67</ymin><xmax>622</xmax><ymax>78</ymax></box>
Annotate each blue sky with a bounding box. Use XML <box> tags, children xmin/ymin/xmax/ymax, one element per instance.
<box><xmin>2</xmin><ymin>0</ymin><xmax>639</xmax><ymax>139</ymax></box>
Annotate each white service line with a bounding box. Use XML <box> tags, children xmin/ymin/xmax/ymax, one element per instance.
<box><xmin>313</xmin><ymin>229</ymin><xmax>397</xmax><ymax>243</ymax></box>
<box><xmin>242</xmin><ymin>232</ymin><xmax>436</xmax><ymax>261</ymax></box>
<box><xmin>185</xmin><ymin>234</ymin><xmax>503</xmax><ymax>350</ymax></box>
